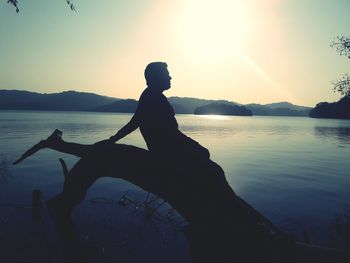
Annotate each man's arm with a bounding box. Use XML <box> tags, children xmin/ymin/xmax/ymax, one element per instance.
<box><xmin>109</xmin><ymin>113</ymin><xmax>140</xmax><ymax>143</ymax></box>
<box><xmin>95</xmin><ymin>91</ymin><xmax>146</xmax><ymax>145</ymax></box>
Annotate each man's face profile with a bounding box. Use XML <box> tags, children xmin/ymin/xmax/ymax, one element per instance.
<box><xmin>151</xmin><ymin>66</ymin><xmax>172</xmax><ymax>91</ymax></box>
<box><xmin>159</xmin><ymin>68</ymin><xmax>172</xmax><ymax>91</ymax></box>
<box><xmin>145</xmin><ymin>62</ymin><xmax>172</xmax><ymax>91</ymax></box>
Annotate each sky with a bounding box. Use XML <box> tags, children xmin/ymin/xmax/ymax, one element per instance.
<box><xmin>1</xmin><ymin>0</ymin><xmax>349</xmax><ymax>106</ymax></box>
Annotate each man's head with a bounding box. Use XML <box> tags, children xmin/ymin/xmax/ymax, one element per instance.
<box><xmin>144</xmin><ymin>62</ymin><xmax>172</xmax><ymax>91</ymax></box>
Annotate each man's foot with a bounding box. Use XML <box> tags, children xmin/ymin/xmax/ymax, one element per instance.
<box><xmin>13</xmin><ymin>129</ymin><xmax>63</xmax><ymax>165</ymax></box>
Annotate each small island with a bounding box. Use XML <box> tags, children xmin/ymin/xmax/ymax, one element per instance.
<box><xmin>309</xmin><ymin>96</ymin><xmax>350</xmax><ymax>119</ymax></box>
<box><xmin>194</xmin><ymin>103</ymin><xmax>253</xmax><ymax>116</ymax></box>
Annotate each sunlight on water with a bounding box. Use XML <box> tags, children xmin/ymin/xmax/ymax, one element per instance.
<box><xmin>196</xmin><ymin>114</ymin><xmax>231</xmax><ymax>120</ymax></box>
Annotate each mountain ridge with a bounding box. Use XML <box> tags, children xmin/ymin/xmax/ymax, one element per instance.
<box><xmin>0</xmin><ymin>89</ymin><xmax>311</xmax><ymax>116</ymax></box>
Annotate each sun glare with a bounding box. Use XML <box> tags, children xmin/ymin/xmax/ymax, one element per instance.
<box><xmin>198</xmin><ymin>115</ymin><xmax>229</xmax><ymax>120</ymax></box>
<box><xmin>178</xmin><ymin>0</ymin><xmax>249</xmax><ymax>61</ymax></box>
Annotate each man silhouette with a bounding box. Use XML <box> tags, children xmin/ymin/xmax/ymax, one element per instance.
<box><xmin>13</xmin><ymin>62</ymin><xmax>209</xmax><ymax>165</ymax></box>
<box><xmin>107</xmin><ymin>62</ymin><xmax>209</xmax><ymax>162</ymax></box>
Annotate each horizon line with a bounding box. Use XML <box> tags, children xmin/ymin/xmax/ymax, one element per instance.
<box><xmin>0</xmin><ymin>88</ymin><xmax>319</xmax><ymax>107</ymax></box>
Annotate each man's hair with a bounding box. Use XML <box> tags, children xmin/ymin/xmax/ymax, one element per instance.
<box><xmin>144</xmin><ymin>62</ymin><xmax>168</xmax><ymax>86</ymax></box>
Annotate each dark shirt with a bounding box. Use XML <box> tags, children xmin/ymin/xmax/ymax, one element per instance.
<box><xmin>130</xmin><ymin>88</ymin><xmax>209</xmax><ymax>161</ymax></box>
<box><xmin>135</xmin><ymin>88</ymin><xmax>178</xmax><ymax>153</ymax></box>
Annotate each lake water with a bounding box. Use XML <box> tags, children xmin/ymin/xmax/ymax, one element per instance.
<box><xmin>1</xmin><ymin>110</ymin><xmax>350</xmax><ymax>260</ymax></box>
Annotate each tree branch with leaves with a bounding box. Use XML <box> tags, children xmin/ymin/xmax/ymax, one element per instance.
<box><xmin>331</xmin><ymin>36</ymin><xmax>350</xmax><ymax>59</ymax></box>
<box><xmin>331</xmin><ymin>36</ymin><xmax>350</xmax><ymax>97</ymax></box>
<box><xmin>7</xmin><ymin>0</ymin><xmax>19</xmax><ymax>12</ymax></box>
<box><xmin>6</xmin><ymin>0</ymin><xmax>76</xmax><ymax>13</ymax></box>
<box><xmin>332</xmin><ymin>74</ymin><xmax>350</xmax><ymax>97</ymax></box>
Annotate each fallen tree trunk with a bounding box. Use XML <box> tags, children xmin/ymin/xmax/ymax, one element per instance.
<box><xmin>26</xmin><ymin>143</ymin><xmax>350</xmax><ymax>262</ymax></box>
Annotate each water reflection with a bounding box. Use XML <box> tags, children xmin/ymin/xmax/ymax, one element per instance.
<box><xmin>329</xmin><ymin>206</ymin><xmax>350</xmax><ymax>249</ymax></box>
<box><xmin>0</xmin><ymin>154</ymin><xmax>11</xmax><ymax>183</ymax></box>
<box><xmin>314</xmin><ymin>126</ymin><xmax>350</xmax><ymax>145</ymax></box>
<box><xmin>180</xmin><ymin>125</ymin><xmax>235</xmax><ymax>137</ymax></box>
<box><xmin>181</xmin><ymin>124</ymin><xmax>295</xmax><ymax>138</ymax></box>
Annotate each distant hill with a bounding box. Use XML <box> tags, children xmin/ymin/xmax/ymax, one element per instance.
<box><xmin>0</xmin><ymin>90</ymin><xmax>43</xmax><ymax>109</ymax></box>
<box><xmin>0</xmin><ymin>90</ymin><xmax>118</xmax><ymax>111</ymax></box>
<box><xmin>263</xmin><ymin>102</ymin><xmax>310</xmax><ymax>111</ymax></box>
<box><xmin>194</xmin><ymin>103</ymin><xmax>252</xmax><ymax>116</ymax></box>
<box><xmin>309</xmin><ymin>96</ymin><xmax>350</xmax><ymax>119</ymax></box>
<box><xmin>168</xmin><ymin>97</ymin><xmax>237</xmax><ymax>114</ymax></box>
<box><xmin>89</xmin><ymin>99</ymin><xmax>138</xmax><ymax>113</ymax></box>
<box><xmin>245</xmin><ymin>103</ymin><xmax>311</xmax><ymax>116</ymax></box>
<box><xmin>0</xmin><ymin>89</ymin><xmax>311</xmax><ymax>117</ymax></box>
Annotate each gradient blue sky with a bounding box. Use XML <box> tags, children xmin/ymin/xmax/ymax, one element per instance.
<box><xmin>1</xmin><ymin>0</ymin><xmax>349</xmax><ymax>106</ymax></box>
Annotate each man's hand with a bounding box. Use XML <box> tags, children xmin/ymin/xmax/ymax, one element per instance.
<box><xmin>109</xmin><ymin>134</ymin><xmax>118</xmax><ymax>143</ymax></box>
